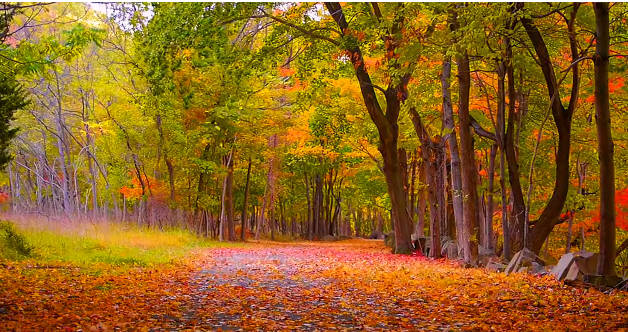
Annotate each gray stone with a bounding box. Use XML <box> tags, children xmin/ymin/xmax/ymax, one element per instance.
<box><xmin>441</xmin><ymin>240</ymin><xmax>459</xmax><ymax>259</ymax></box>
<box><xmin>478</xmin><ymin>248</ymin><xmax>498</xmax><ymax>266</ymax></box>
<box><xmin>505</xmin><ymin>248</ymin><xmax>545</xmax><ymax>275</ymax></box>
<box><xmin>551</xmin><ymin>253</ymin><xmax>576</xmax><ymax>280</ymax></box>
<box><xmin>486</xmin><ymin>261</ymin><xmax>507</xmax><ymax>273</ymax></box>
<box><xmin>574</xmin><ymin>252</ymin><xmax>599</xmax><ymax>275</ymax></box>
<box><xmin>550</xmin><ymin>251</ymin><xmax>600</xmax><ymax>281</ymax></box>
<box><xmin>530</xmin><ymin>262</ymin><xmax>549</xmax><ymax>275</ymax></box>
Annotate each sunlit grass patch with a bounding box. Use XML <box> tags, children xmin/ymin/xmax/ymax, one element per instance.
<box><xmin>0</xmin><ymin>219</ymin><xmax>240</xmax><ymax>268</ymax></box>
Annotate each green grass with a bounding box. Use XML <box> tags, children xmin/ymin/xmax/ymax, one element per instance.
<box><xmin>0</xmin><ymin>220</ymin><xmax>239</xmax><ymax>268</ymax></box>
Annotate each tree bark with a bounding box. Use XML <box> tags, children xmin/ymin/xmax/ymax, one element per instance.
<box><xmin>518</xmin><ymin>3</ymin><xmax>580</xmax><ymax>254</ymax></box>
<box><xmin>441</xmin><ymin>59</ymin><xmax>465</xmax><ymax>255</ymax></box>
<box><xmin>314</xmin><ymin>173</ymin><xmax>324</xmax><ymax>238</ymax></box>
<box><xmin>226</xmin><ymin>150</ymin><xmax>236</xmax><ymax>241</ymax></box>
<box><xmin>304</xmin><ymin>172</ymin><xmax>312</xmax><ymax>240</ymax></box>
<box><xmin>456</xmin><ymin>51</ymin><xmax>480</xmax><ymax>264</ymax></box>
<box><xmin>593</xmin><ymin>2</ymin><xmax>616</xmax><ymax>276</ymax></box>
<box><xmin>240</xmin><ymin>157</ymin><xmax>252</xmax><ymax>241</ymax></box>
<box><xmin>486</xmin><ymin>143</ymin><xmax>497</xmax><ymax>251</ymax></box>
<box><xmin>416</xmin><ymin>160</ymin><xmax>426</xmax><ymax>237</ymax></box>
<box><xmin>504</xmin><ymin>50</ymin><xmax>526</xmax><ymax>252</ymax></box>
<box><xmin>325</xmin><ymin>2</ymin><xmax>413</xmax><ymax>253</ymax></box>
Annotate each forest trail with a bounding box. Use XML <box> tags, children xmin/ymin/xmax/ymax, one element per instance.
<box><xmin>2</xmin><ymin>240</ymin><xmax>627</xmax><ymax>331</ymax></box>
<box><xmin>168</xmin><ymin>240</ymin><xmax>627</xmax><ymax>331</ymax></box>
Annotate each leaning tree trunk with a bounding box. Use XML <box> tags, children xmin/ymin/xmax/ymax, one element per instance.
<box><xmin>518</xmin><ymin>3</ymin><xmax>581</xmax><ymax>254</ymax></box>
<box><xmin>326</xmin><ymin>2</ymin><xmax>413</xmax><ymax>253</ymax></box>
<box><xmin>504</xmin><ymin>53</ymin><xmax>526</xmax><ymax>252</ymax></box>
<box><xmin>593</xmin><ymin>2</ymin><xmax>616</xmax><ymax>277</ymax></box>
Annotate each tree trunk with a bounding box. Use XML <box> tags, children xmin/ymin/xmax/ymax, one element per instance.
<box><xmin>241</xmin><ymin>157</ymin><xmax>252</xmax><ymax>241</ymax></box>
<box><xmin>416</xmin><ymin>161</ymin><xmax>426</xmax><ymax>237</ymax></box>
<box><xmin>314</xmin><ymin>173</ymin><xmax>324</xmax><ymax>238</ymax></box>
<box><xmin>486</xmin><ymin>143</ymin><xmax>497</xmax><ymax>251</ymax></box>
<box><xmin>326</xmin><ymin>2</ymin><xmax>413</xmax><ymax>253</ymax></box>
<box><xmin>519</xmin><ymin>3</ymin><xmax>580</xmax><ymax>254</ymax></box>
<box><xmin>255</xmin><ymin>165</ymin><xmax>271</xmax><ymax>240</ymax></box>
<box><xmin>441</xmin><ymin>59</ymin><xmax>465</xmax><ymax>254</ymax></box>
<box><xmin>456</xmin><ymin>51</ymin><xmax>480</xmax><ymax>264</ymax></box>
<box><xmin>504</xmin><ymin>55</ymin><xmax>526</xmax><ymax>252</ymax></box>
<box><xmin>304</xmin><ymin>173</ymin><xmax>313</xmax><ymax>240</ymax></box>
<box><xmin>226</xmin><ymin>150</ymin><xmax>236</xmax><ymax>241</ymax></box>
<box><xmin>593</xmin><ymin>2</ymin><xmax>615</xmax><ymax>276</ymax></box>
<box><xmin>409</xmin><ymin>151</ymin><xmax>417</xmax><ymax>221</ymax></box>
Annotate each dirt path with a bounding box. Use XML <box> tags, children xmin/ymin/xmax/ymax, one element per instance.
<box><xmin>160</xmin><ymin>241</ymin><xmax>628</xmax><ymax>332</ymax></box>
<box><xmin>178</xmin><ymin>244</ymin><xmax>442</xmax><ymax>331</ymax></box>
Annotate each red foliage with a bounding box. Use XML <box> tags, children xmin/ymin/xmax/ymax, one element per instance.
<box><xmin>120</xmin><ymin>174</ymin><xmax>169</xmax><ymax>202</ymax></box>
<box><xmin>0</xmin><ymin>192</ymin><xmax>9</xmax><ymax>204</ymax></box>
<box><xmin>584</xmin><ymin>188</ymin><xmax>628</xmax><ymax>231</ymax></box>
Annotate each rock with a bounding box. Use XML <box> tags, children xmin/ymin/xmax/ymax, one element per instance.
<box><xmin>551</xmin><ymin>253</ymin><xmax>576</xmax><ymax>280</ymax></box>
<box><xmin>530</xmin><ymin>262</ymin><xmax>549</xmax><ymax>276</ymax></box>
<box><xmin>486</xmin><ymin>261</ymin><xmax>507</xmax><ymax>273</ymax></box>
<box><xmin>518</xmin><ymin>266</ymin><xmax>529</xmax><ymax>273</ymax></box>
<box><xmin>550</xmin><ymin>251</ymin><xmax>600</xmax><ymax>281</ymax></box>
<box><xmin>384</xmin><ymin>232</ymin><xmax>395</xmax><ymax>248</ymax></box>
<box><xmin>336</xmin><ymin>235</ymin><xmax>352</xmax><ymax>241</ymax></box>
<box><xmin>505</xmin><ymin>248</ymin><xmax>545</xmax><ymax>275</ymax></box>
<box><xmin>478</xmin><ymin>248</ymin><xmax>498</xmax><ymax>266</ymax></box>
<box><xmin>321</xmin><ymin>235</ymin><xmax>336</xmax><ymax>242</ymax></box>
<box><xmin>441</xmin><ymin>240</ymin><xmax>458</xmax><ymax>259</ymax></box>
<box><xmin>574</xmin><ymin>252</ymin><xmax>599</xmax><ymax>275</ymax></box>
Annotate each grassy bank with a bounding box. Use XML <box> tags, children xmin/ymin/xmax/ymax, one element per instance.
<box><xmin>0</xmin><ymin>219</ymin><xmax>237</xmax><ymax>268</ymax></box>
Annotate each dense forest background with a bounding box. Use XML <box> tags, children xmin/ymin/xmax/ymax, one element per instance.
<box><xmin>2</xmin><ymin>2</ymin><xmax>628</xmax><ymax>274</ymax></box>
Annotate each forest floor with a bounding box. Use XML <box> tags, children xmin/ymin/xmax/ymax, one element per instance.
<box><xmin>2</xmin><ymin>239</ymin><xmax>628</xmax><ymax>331</ymax></box>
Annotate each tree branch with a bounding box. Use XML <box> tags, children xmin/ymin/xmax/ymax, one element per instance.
<box><xmin>469</xmin><ymin>115</ymin><xmax>496</xmax><ymax>141</ymax></box>
<box><xmin>260</xmin><ymin>8</ymin><xmax>340</xmax><ymax>46</ymax></box>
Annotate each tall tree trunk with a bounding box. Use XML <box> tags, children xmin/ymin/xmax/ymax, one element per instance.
<box><xmin>519</xmin><ymin>3</ymin><xmax>581</xmax><ymax>254</ymax></box>
<box><xmin>504</xmin><ymin>54</ymin><xmax>526</xmax><ymax>252</ymax></box>
<box><xmin>226</xmin><ymin>149</ymin><xmax>236</xmax><ymax>241</ymax></box>
<box><xmin>304</xmin><ymin>173</ymin><xmax>313</xmax><ymax>240</ymax></box>
<box><xmin>241</xmin><ymin>157</ymin><xmax>252</xmax><ymax>241</ymax></box>
<box><xmin>326</xmin><ymin>2</ymin><xmax>413</xmax><ymax>253</ymax></box>
<box><xmin>409</xmin><ymin>151</ymin><xmax>417</xmax><ymax>221</ymax></box>
<box><xmin>456</xmin><ymin>51</ymin><xmax>480</xmax><ymax>264</ymax></box>
<box><xmin>513</xmin><ymin>3</ymin><xmax>580</xmax><ymax>253</ymax></box>
<box><xmin>486</xmin><ymin>143</ymin><xmax>497</xmax><ymax>251</ymax></box>
<box><xmin>416</xmin><ymin>161</ymin><xmax>426</xmax><ymax>237</ymax></box>
<box><xmin>314</xmin><ymin>173</ymin><xmax>324</xmax><ymax>238</ymax></box>
<box><xmin>593</xmin><ymin>2</ymin><xmax>615</xmax><ymax>276</ymax></box>
<box><xmin>255</xmin><ymin>165</ymin><xmax>271</xmax><ymax>240</ymax></box>
<box><xmin>441</xmin><ymin>61</ymin><xmax>465</xmax><ymax>254</ymax></box>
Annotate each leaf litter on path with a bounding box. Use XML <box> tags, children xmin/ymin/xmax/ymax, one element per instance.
<box><xmin>1</xmin><ymin>240</ymin><xmax>627</xmax><ymax>331</ymax></box>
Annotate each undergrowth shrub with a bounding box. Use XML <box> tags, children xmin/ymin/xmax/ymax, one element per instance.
<box><xmin>0</xmin><ymin>220</ymin><xmax>35</xmax><ymax>259</ymax></box>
